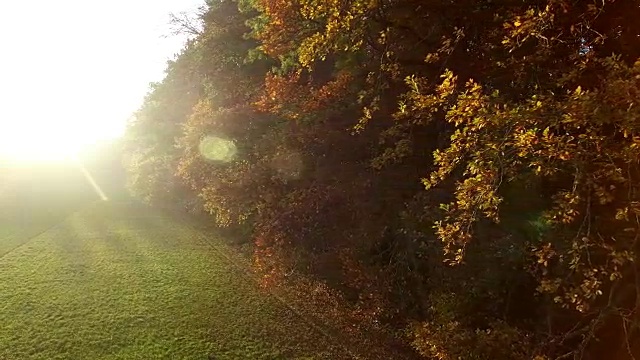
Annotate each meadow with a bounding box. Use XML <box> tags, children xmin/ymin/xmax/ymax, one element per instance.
<box><xmin>0</xmin><ymin>166</ymin><xmax>344</xmax><ymax>359</ymax></box>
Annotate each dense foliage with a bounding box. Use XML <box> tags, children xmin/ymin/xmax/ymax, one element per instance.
<box><xmin>124</xmin><ymin>0</ymin><xmax>640</xmax><ymax>358</ymax></box>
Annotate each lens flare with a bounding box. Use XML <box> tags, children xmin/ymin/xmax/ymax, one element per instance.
<box><xmin>198</xmin><ymin>136</ymin><xmax>237</xmax><ymax>162</ymax></box>
<box><xmin>77</xmin><ymin>160</ymin><xmax>109</xmax><ymax>201</ymax></box>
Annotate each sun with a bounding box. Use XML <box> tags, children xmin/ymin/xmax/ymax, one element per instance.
<box><xmin>0</xmin><ymin>117</ymin><xmax>125</xmax><ymax>164</ymax></box>
<box><xmin>0</xmin><ymin>132</ymin><xmax>80</xmax><ymax>163</ymax></box>
<box><xmin>0</xmin><ymin>70</ymin><xmax>129</xmax><ymax>164</ymax></box>
<box><xmin>0</xmin><ymin>27</ymin><xmax>131</xmax><ymax>164</ymax></box>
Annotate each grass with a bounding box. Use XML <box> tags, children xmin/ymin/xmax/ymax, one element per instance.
<box><xmin>0</xmin><ymin>186</ymin><xmax>346</xmax><ymax>358</ymax></box>
<box><xmin>0</xmin><ymin>164</ymin><xmax>98</xmax><ymax>256</ymax></box>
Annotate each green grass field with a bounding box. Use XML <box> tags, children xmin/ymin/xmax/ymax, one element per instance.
<box><xmin>0</xmin><ymin>166</ymin><xmax>346</xmax><ymax>359</ymax></box>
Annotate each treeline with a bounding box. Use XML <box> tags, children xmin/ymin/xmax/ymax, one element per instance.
<box><xmin>124</xmin><ymin>0</ymin><xmax>640</xmax><ymax>358</ymax></box>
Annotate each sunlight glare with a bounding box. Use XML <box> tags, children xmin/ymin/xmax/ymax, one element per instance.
<box><xmin>0</xmin><ymin>0</ymin><xmax>201</xmax><ymax>164</ymax></box>
<box><xmin>0</xmin><ymin>117</ymin><xmax>125</xmax><ymax>164</ymax></box>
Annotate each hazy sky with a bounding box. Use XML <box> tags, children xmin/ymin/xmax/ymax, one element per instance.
<box><xmin>0</xmin><ymin>0</ymin><xmax>203</xmax><ymax>160</ymax></box>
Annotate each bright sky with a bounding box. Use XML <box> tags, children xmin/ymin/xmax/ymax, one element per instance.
<box><xmin>0</xmin><ymin>0</ymin><xmax>203</xmax><ymax>162</ymax></box>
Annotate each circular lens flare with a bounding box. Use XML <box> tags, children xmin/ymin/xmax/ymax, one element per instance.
<box><xmin>198</xmin><ymin>136</ymin><xmax>237</xmax><ymax>162</ymax></box>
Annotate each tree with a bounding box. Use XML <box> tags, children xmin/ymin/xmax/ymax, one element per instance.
<box><xmin>125</xmin><ymin>0</ymin><xmax>640</xmax><ymax>358</ymax></box>
<box><xmin>123</xmin><ymin>43</ymin><xmax>202</xmax><ymax>208</ymax></box>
